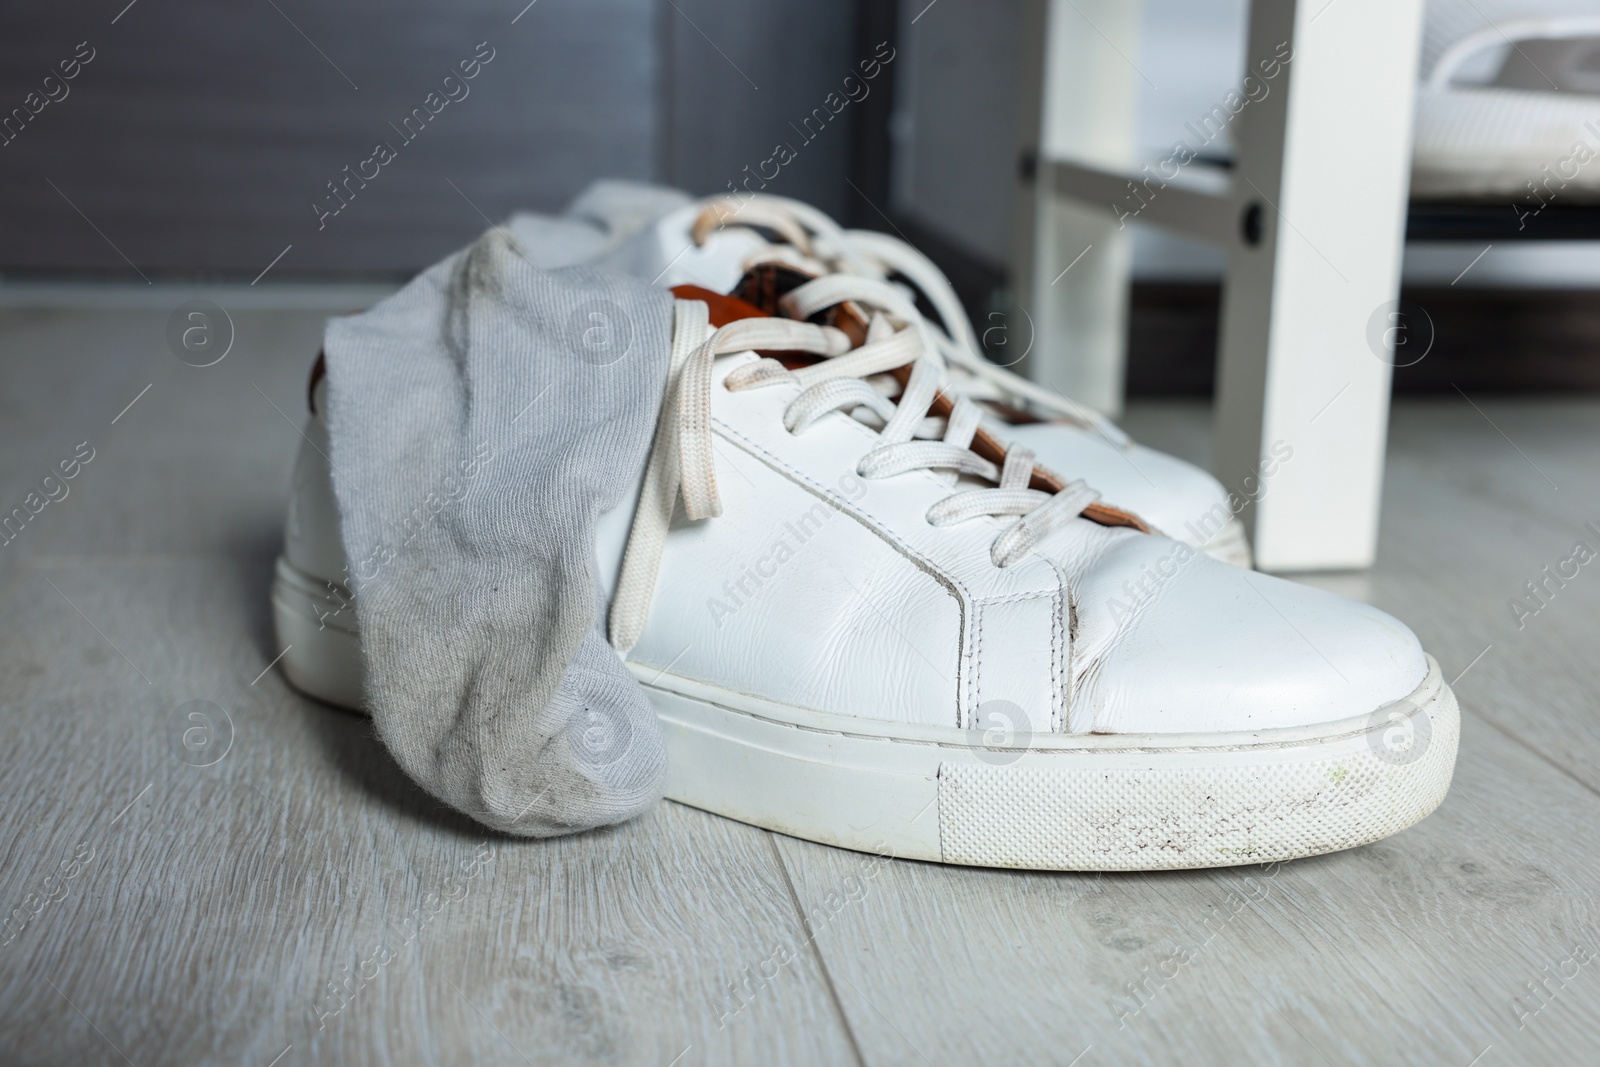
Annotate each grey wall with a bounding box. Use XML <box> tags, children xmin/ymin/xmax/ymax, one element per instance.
<box><xmin>661</xmin><ymin>0</ymin><xmax>866</xmax><ymax>223</ymax></box>
<box><xmin>890</xmin><ymin>0</ymin><xmax>1024</xmax><ymax>268</ymax></box>
<box><xmin>888</xmin><ymin>0</ymin><xmax>1246</xmax><ymax>278</ymax></box>
<box><xmin>0</xmin><ymin>0</ymin><xmax>858</xmax><ymax>278</ymax></box>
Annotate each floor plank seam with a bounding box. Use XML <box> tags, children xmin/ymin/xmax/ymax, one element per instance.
<box><xmin>764</xmin><ymin>834</ymin><xmax>869</xmax><ymax>1067</ymax></box>
<box><xmin>1465</xmin><ymin>705</ymin><xmax>1600</xmax><ymax>804</ymax></box>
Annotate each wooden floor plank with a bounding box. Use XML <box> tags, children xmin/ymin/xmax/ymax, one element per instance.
<box><xmin>0</xmin><ymin>558</ymin><xmax>859</xmax><ymax>1067</ymax></box>
<box><xmin>12</xmin><ymin>307</ymin><xmax>333</xmax><ymax>563</ymax></box>
<box><xmin>1364</xmin><ymin>401</ymin><xmax>1600</xmax><ymax>800</ymax></box>
<box><xmin>0</xmin><ymin>308</ymin><xmax>159</xmax><ymax>590</ymax></box>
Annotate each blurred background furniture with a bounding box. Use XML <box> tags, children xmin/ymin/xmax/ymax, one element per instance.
<box><xmin>5</xmin><ymin>0</ymin><xmax>1599</xmax><ymax>571</ymax></box>
<box><xmin>1009</xmin><ymin>0</ymin><xmax>1426</xmax><ymax>572</ymax></box>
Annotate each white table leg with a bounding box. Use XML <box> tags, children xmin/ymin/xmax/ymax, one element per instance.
<box><xmin>1011</xmin><ymin>0</ymin><xmax>1143</xmax><ymax>418</ymax></box>
<box><xmin>1214</xmin><ymin>0</ymin><xmax>1425</xmax><ymax>571</ymax></box>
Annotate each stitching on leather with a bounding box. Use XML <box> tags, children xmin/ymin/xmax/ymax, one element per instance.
<box><xmin>1060</xmin><ymin>586</ymin><xmax>1078</xmax><ymax>733</ymax></box>
<box><xmin>638</xmin><ymin>658</ymin><xmax>1447</xmax><ymax>749</ymax></box>
<box><xmin>712</xmin><ymin>420</ymin><xmax>976</xmax><ymax>604</ymax></box>
<box><xmin>712</xmin><ymin>390</ymin><xmax>1077</xmax><ymax>731</ymax></box>
<box><xmin>969</xmin><ymin>589</ymin><xmax>1054</xmax><ymax>607</ymax></box>
<box><xmin>1044</xmin><ymin>557</ymin><xmax>1072</xmax><ymax>734</ymax></box>
<box><xmin>969</xmin><ymin>589</ymin><xmax>1063</xmax><ymax>735</ymax></box>
<box><xmin>713</xmin><ymin>417</ymin><xmax>976</xmax><ymax>727</ymax></box>
<box><xmin>1050</xmin><ymin>587</ymin><xmax>1064</xmax><ymax>733</ymax></box>
<box><xmin>971</xmin><ymin>600</ymin><xmax>984</xmax><ymax>725</ymax></box>
<box><xmin>979</xmin><ymin>551</ymin><xmax>1074</xmax><ymax>734</ymax></box>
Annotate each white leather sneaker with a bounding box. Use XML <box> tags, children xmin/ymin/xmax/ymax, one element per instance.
<box><xmin>523</xmin><ymin>190</ymin><xmax>1255</xmax><ymax>568</ymax></box>
<box><xmin>274</xmin><ymin>275</ymin><xmax>1456</xmax><ymax>871</ymax></box>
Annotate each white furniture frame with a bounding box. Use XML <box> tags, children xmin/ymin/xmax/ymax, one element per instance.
<box><xmin>1011</xmin><ymin>0</ymin><xmax>1425</xmax><ymax>571</ymax></box>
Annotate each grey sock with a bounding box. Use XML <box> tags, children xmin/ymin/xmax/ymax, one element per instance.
<box><xmin>562</xmin><ymin>179</ymin><xmax>692</xmax><ymax>239</ymax></box>
<box><xmin>503</xmin><ymin>179</ymin><xmax>694</xmax><ymax>274</ymax></box>
<box><xmin>497</xmin><ymin>212</ymin><xmax>612</xmax><ymax>268</ymax></box>
<box><xmin>322</xmin><ymin>228</ymin><xmax>673</xmax><ymax>836</ymax></box>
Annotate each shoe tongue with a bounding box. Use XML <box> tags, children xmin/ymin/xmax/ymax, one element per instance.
<box><xmin>668</xmin><ymin>284</ymin><xmax>770</xmax><ymax>328</ymax></box>
<box><xmin>669</xmin><ymin>280</ymin><xmax>845</xmax><ymax>373</ymax></box>
<box><xmin>727</xmin><ymin>260</ymin><xmax>819</xmax><ymax>310</ymax></box>
<box><xmin>731</xmin><ymin>263</ymin><xmax>869</xmax><ymax>344</ymax></box>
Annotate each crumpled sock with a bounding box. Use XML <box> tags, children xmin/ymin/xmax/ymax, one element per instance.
<box><xmin>322</xmin><ymin>227</ymin><xmax>673</xmax><ymax>836</ymax></box>
<box><xmin>502</xmin><ymin>179</ymin><xmax>694</xmax><ymax>275</ymax></box>
<box><xmin>563</xmin><ymin>179</ymin><xmax>693</xmax><ymax>241</ymax></box>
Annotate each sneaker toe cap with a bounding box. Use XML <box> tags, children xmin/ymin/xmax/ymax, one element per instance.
<box><xmin>1070</xmin><ymin>537</ymin><xmax>1428</xmax><ymax>735</ymax></box>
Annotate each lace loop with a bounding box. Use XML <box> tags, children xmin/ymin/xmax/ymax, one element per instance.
<box><xmin>609</xmin><ymin>275</ymin><xmax>1106</xmax><ymax>650</ymax></box>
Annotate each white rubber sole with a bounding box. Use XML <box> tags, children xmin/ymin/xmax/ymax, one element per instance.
<box><xmin>272</xmin><ymin>555</ymin><xmax>1456</xmax><ymax>871</ymax></box>
<box><xmin>271</xmin><ymin>556</ymin><xmax>365</xmax><ymax>711</ymax></box>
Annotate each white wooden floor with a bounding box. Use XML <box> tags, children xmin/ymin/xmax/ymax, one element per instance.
<box><xmin>2</xmin><ymin>299</ymin><xmax>1598</xmax><ymax>1067</ymax></box>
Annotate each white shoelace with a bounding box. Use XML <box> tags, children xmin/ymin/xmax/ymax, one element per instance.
<box><xmin>687</xmin><ymin>193</ymin><xmax>1131</xmax><ymax>447</ymax></box>
<box><xmin>607</xmin><ymin>283</ymin><xmax>1103</xmax><ymax>653</ymax></box>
